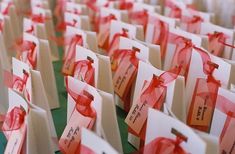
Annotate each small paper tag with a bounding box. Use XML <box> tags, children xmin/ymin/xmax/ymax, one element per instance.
<box><xmin>4</xmin><ymin>123</ymin><xmax>27</xmax><ymax>154</ymax></box>
<box><xmin>187</xmin><ymin>21</ymin><xmax>201</xmax><ymax>34</ymax></box>
<box><xmin>187</xmin><ymin>78</ymin><xmax>218</xmax><ymax>132</ymax></box>
<box><xmin>113</xmin><ymin>59</ymin><xmax>137</xmax><ymax>99</ymax></box>
<box><xmin>59</xmin><ymin>110</ymin><xmax>94</xmax><ymax>154</ymax></box>
<box><xmin>208</xmin><ymin>35</ymin><xmax>225</xmax><ymax>57</ymax></box>
<box><xmin>125</xmin><ymin>80</ymin><xmax>166</xmax><ymax>134</ymax></box>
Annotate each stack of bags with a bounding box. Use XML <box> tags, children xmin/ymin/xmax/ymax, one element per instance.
<box><xmin>0</xmin><ymin>0</ymin><xmax>235</xmax><ymax>153</ymax></box>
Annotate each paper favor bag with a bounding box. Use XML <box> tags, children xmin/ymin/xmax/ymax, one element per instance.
<box><xmin>186</xmin><ymin>49</ymin><xmax>234</xmax><ymax>112</ymax></box>
<box><xmin>19</xmin><ymin>33</ymin><xmax>59</xmax><ymax>109</ymax></box>
<box><xmin>200</xmin><ymin>22</ymin><xmax>234</xmax><ymax>59</ymax></box>
<box><xmin>127</xmin><ymin>61</ymin><xmax>185</xmax><ymax>149</ymax></box>
<box><xmin>109</xmin><ymin>20</ymin><xmax>144</xmax><ymax>42</ymax></box>
<box><xmin>132</xmin><ymin>2</ymin><xmax>160</xmax><ymax>13</ymax></box>
<box><xmin>23</xmin><ymin>18</ymin><xmax>48</xmax><ymax>44</ymax></box>
<box><xmin>0</xmin><ymin>14</ymin><xmax>16</xmax><ymax>61</ymax></box>
<box><xmin>80</xmin><ymin>128</ymin><xmax>118</xmax><ymax>154</ymax></box>
<box><xmin>65</xmin><ymin>26</ymin><xmax>98</xmax><ymax>54</ymax></box>
<box><xmin>209</xmin><ymin>88</ymin><xmax>235</xmax><ymax>153</ymax></box>
<box><xmin>75</xmin><ymin>45</ymin><xmax>114</xmax><ymax>94</ymax></box>
<box><xmin>119</xmin><ymin>36</ymin><xmax>161</xmax><ymax>71</ymax></box>
<box><xmin>179</xmin><ymin>8</ymin><xmax>214</xmax><ymax>34</ymax></box>
<box><xmin>3</xmin><ymin>89</ymin><xmax>54</xmax><ymax>154</ymax></box>
<box><xmin>31</xmin><ymin>0</ymin><xmax>50</xmax><ymax>9</ymax></box>
<box><xmin>97</xmin><ymin>7</ymin><xmax>128</xmax><ymax>51</ymax></box>
<box><xmin>164</xmin><ymin>27</ymin><xmax>202</xmax><ymax>71</ymax></box>
<box><xmin>11</xmin><ymin>58</ymin><xmax>58</xmax><ymax>151</ymax></box>
<box><xmin>164</xmin><ymin>0</ymin><xmax>185</xmax><ymax>19</ymax></box>
<box><xmin>32</xmin><ymin>6</ymin><xmax>59</xmax><ymax>61</ymax></box>
<box><xmin>145</xmin><ymin>13</ymin><xmax>176</xmax><ymax>60</ymax></box>
<box><xmin>111</xmin><ymin>38</ymin><xmax>152</xmax><ymax>112</ymax></box>
<box><xmin>61</xmin><ymin>76</ymin><xmax>122</xmax><ymax>153</ymax></box>
<box><xmin>64</xmin><ymin>12</ymin><xmax>91</xmax><ymax>31</ymax></box>
<box><xmin>106</xmin><ymin>20</ymin><xmax>144</xmax><ymax>55</ymax></box>
<box><xmin>145</xmin><ymin>109</ymin><xmax>207</xmax><ymax>154</ymax></box>
<box><xmin>65</xmin><ymin>1</ymin><xmax>88</xmax><ymax>15</ymax></box>
<box><xmin>0</xmin><ymin>1</ymin><xmax>21</xmax><ymax>39</ymax></box>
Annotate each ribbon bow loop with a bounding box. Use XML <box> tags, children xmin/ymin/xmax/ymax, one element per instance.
<box><xmin>2</xmin><ymin>107</ymin><xmax>26</xmax><ymax>132</ymax></box>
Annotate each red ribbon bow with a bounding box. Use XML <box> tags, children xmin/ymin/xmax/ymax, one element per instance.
<box><xmin>207</xmin><ymin>32</ymin><xmax>235</xmax><ymax>56</ymax></box>
<box><xmin>129</xmin><ymin>10</ymin><xmax>148</xmax><ymax>33</ymax></box>
<box><xmin>1</xmin><ymin>2</ymin><xmax>13</xmax><ymax>15</ymax></box>
<box><xmin>107</xmin><ymin>28</ymin><xmax>129</xmax><ymax>56</ymax></box>
<box><xmin>128</xmin><ymin>66</ymin><xmax>182</xmax><ymax>140</ymax></box>
<box><xmin>165</xmin><ymin>0</ymin><xmax>182</xmax><ymax>18</ymax></box>
<box><xmin>119</xmin><ymin>1</ymin><xmax>133</xmax><ymax>10</ymax></box>
<box><xmin>56</xmin><ymin>19</ymin><xmax>78</xmax><ymax>32</ymax></box>
<box><xmin>2</xmin><ymin>107</ymin><xmax>26</xmax><ymax>132</ymax></box>
<box><xmin>16</xmin><ymin>40</ymin><xmax>37</xmax><ymax>69</ymax></box>
<box><xmin>73</xmin><ymin>59</ymin><xmax>95</xmax><ymax>86</ymax></box>
<box><xmin>62</xmin><ymin>34</ymin><xmax>83</xmax><ymax>76</ymax></box>
<box><xmin>65</xmin><ymin>77</ymin><xmax>96</xmax><ymax>118</ymax></box>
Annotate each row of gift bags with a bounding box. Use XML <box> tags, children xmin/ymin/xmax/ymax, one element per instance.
<box><xmin>0</xmin><ymin>0</ymin><xmax>235</xmax><ymax>153</ymax></box>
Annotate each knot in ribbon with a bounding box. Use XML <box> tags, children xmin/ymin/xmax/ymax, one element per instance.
<box><xmin>165</xmin><ymin>0</ymin><xmax>182</xmax><ymax>18</ymax></box>
<box><xmin>99</xmin><ymin>14</ymin><xmax>117</xmax><ymax>25</ymax></box>
<box><xmin>181</xmin><ymin>15</ymin><xmax>203</xmax><ymax>24</ymax></box>
<box><xmin>2</xmin><ymin>107</ymin><xmax>26</xmax><ymax>132</ymax></box>
<box><xmin>111</xmin><ymin>49</ymin><xmax>138</xmax><ymax>71</ymax></box>
<box><xmin>73</xmin><ymin>59</ymin><xmax>95</xmax><ymax>86</ymax></box>
<box><xmin>1</xmin><ymin>2</ymin><xmax>13</xmax><ymax>15</ymax></box>
<box><xmin>143</xmin><ymin>135</ymin><xmax>187</xmax><ymax>154</ymax></box>
<box><xmin>66</xmin><ymin>78</ymin><xmax>96</xmax><ymax>118</ymax></box>
<box><xmin>119</xmin><ymin>1</ymin><xmax>133</xmax><ymax>10</ymax></box>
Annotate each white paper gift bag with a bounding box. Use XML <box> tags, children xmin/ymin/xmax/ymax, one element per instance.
<box><xmin>199</xmin><ymin>22</ymin><xmax>235</xmax><ymax>59</ymax></box>
<box><xmin>132</xmin><ymin>2</ymin><xmax>160</xmax><ymax>13</ymax></box>
<box><xmin>126</xmin><ymin>61</ymin><xmax>185</xmax><ymax>149</ymax></box>
<box><xmin>119</xmin><ymin>36</ymin><xmax>161</xmax><ymax>69</ymax></box>
<box><xmin>164</xmin><ymin>0</ymin><xmax>185</xmax><ymax>19</ymax></box>
<box><xmin>64</xmin><ymin>12</ymin><xmax>91</xmax><ymax>31</ymax></box>
<box><xmin>31</xmin><ymin>0</ymin><xmax>50</xmax><ymax>9</ymax></box>
<box><xmin>3</xmin><ymin>89</ymin><xmax>54</xmax><ymax>154</ymax></box>
<box><xmin>0</xmin><ymin>14</ymin><xmax>16</xmax><ymax>61</ymax></box>
<box><xmin>186</xmin><ymin>49</ymin><xmax>235</xmax><ymax>112</ymax></box>
<box><xmin>0</xmin><ymin>1</ymin><xmax>21</xmax><ymax>39</ymax></box>
<box><xmin>62</xmin><ymin>26</ymin><xmax>98</xmax><ymax>76</ymax></box>
<box><xmin>106</xmin><ymin>20</ymin><xmax>144</xmax><ymax>55</ymax></box>
<box><xmin>16</xmin><ymin>33</ymin><xmax>59</xmax><ymax>109</ymax></box>
<box><xmin>164</xmin><ymin>27</ymin><xmax>202</xmax><ymax>71</ymax></box>
<box><xmin>144</xmin><ymin>109</ymin><xmax>207</xmax><ymax>154</ymax></box>
<box><xmin>23</xmin><ymin>18</ymin><xmax>48</xmax><ymax>44</ymax></box>
<box><xmin>65</xmin><ymin>1</ymin><xmax>88</xmax><ymax>15</ymax></box>
<box><xmin>111</xmin><ymin>38</ymin><xmax>154</xmax><ymax>112</ymax></box>
<box><xmin>179</xmin><ymin>8</ymin><xmax>215</xmax><ymax>34</ymax></box>
<box><xmin>60</xmin><ymin>76</ymin><xmax>122</xmax><ymax>153</ymax></box>
<box><xmin>145</xmin><ymin>13</ymin><xmax>176</xmax><ymax>62</ymax></box>
<box><xmin>80</xmin><ymin>128</ymin><xmax>118</xmax><ymax>154</ymax></box>
<box><xmin>31</xmin><ymin>6</ymin><xmax>59</xmax><ymax>61</ymax></box>
<box><xmin>11</xmin><ymin>58</ymin><xmax>58</xmax><ymax>151</ymax></box>
<box><xmin>74</xmin><ymin>45</ymin><xmax>113</xmax><ymax>95</ymax></box>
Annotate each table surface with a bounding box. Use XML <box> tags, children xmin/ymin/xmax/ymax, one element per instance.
<box><xmin>0</xmin><ymin>47</ymin><xmax>136</xmax><ymax>154</ymax></box>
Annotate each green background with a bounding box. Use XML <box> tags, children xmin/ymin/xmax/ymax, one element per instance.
<box><xmin>0</xmin><ymin>47</ymin><xmax>136</xmax><ymax>154</ymax></box>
